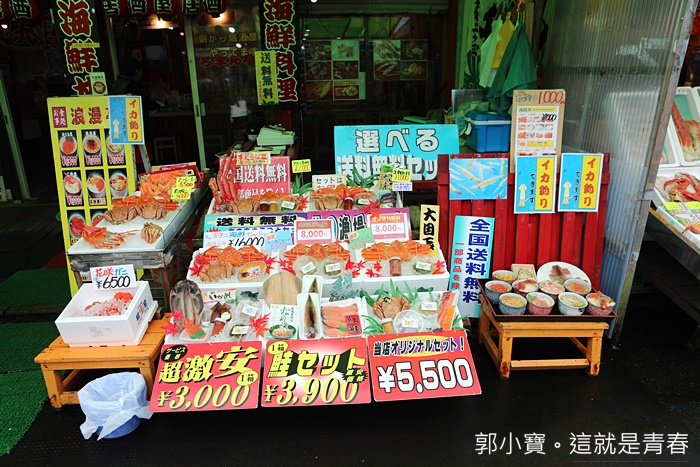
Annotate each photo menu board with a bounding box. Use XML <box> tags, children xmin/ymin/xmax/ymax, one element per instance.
<box><xmin>304</xmin><ymin>40</ymin><xmax>362</xmax><ymax>101</ymax></box>
<box><xmin>48</xmin><ymin>96</ymin><xmax>137</xmax><ymax>294</ymax></box>
<box><xmin>373</xmin><ymin>39</ymin><xmax>427</xmax><ymax>81</ymax></box>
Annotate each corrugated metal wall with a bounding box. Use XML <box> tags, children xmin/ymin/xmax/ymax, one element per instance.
<box><xmin>540</xmin><ymin>0</ymin><xmax>695</xmax><ymax>342</ymax></box>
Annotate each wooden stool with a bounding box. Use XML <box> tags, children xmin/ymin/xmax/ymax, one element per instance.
<box><xmin>478</xmin><ymin>297</ymin><xmax>608</xmax><ymax>379</ymax></box>
<box><xmin>153</xmin><ymin>136</ymin><xmax>180</xmax><ymax>163</ymax></box>
<box><xmin>35</xmin><ymin>314</ymin><xmax>169</xmax><ymax>409</ymax></box>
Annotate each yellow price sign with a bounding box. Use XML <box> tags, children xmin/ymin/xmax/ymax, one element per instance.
<box><xmin>292</xmin><ymin>159</ymin><xmax>311</xmax><ymax>173</ymax></box>
<box><xmin>685</xmin><ymin>201</ymin><xmax>700</xmax><ymax>211</ymax></box>
<box><xmin>664</xmin><ymin>202</ymin><xmax>681</xmax><ymax>212</ymax></box>
<box><xmin>175</xmin><ymin>176</ymin><xmax>197</xmax><ymax>189</ymax></box>
<box><xmin>171</xmin><ymin>186</ymin><xmax>192</xmax><ymax>201</ymax></box>
<box><xmin>392</xmin><ymin>168</ymin><xmax>411</xmax><ymax>183</ymax></box>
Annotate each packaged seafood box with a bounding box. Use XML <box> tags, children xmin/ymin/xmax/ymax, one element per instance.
<box><xmin>656</xmin><ymin>205</ymin><xmax>700</xmax><ymax>250</ymax></box>
<box><xmin>279</xmin><ymin>242</ymin><xmax>359</xmax><ymax>296</ymax></box>
<box><xmin>652</xmin><ymin>167</ymin><xmax>700</xmax><ymax>208</ymax></box>
<box><xmin>670</xmin><ymin>87</ymin><xmax>700</xmax><ymax>166</ymax></box>
<box><xmin>55</xmin><ymin>281</ymin><xmax>158</xmax><ymax>347</ymax></box>
<box><xmin>318</xmin><ymin>297</ymin><xmax>366</xmax><ymax>339</ymax></box>
<box><xmin>356</xmin><ymin>240</ymin><xmax>450</xmax><ymax>294</ymax></box>
<box><xmin>186</xmin><ymin>246</ymin><xmax>280</xmax><ymax>295</ymax></box>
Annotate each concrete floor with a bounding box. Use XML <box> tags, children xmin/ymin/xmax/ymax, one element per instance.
<box><xmin>1</xmin><ymin>194</ymin><xmax>699</xmax><ymax>465</ymax></box>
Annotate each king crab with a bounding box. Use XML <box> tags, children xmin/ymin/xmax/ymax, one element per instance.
<box><xmin>664</xmin><ymin>173</ymin><xmax>700</xmax><ymax>202</ymax></box>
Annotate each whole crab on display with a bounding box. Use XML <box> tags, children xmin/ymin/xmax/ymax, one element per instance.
<box><xmin>140</xmin><ymin>222</ymin><xmax>163</xmax><ymax>244</ymax></box>
<box><xmin>199</xmin><ymin>260</ymin><xmax>235</xmax><ymax>283</ymax></box>
<box><xmin>664</xmin><ymin>173</ymin><xmax>700</xmax><ymax>202</ymax></box>
<box><xmin>229</xmin><ymin>198</ymin><xmax>260</xmax><ymax>213</ymax></box>
<box><xmin>373</xmin><ymin>295</ymin><xmax>410</xmax><ymax>333</ymax></box>
<box><xmin>102</xmin><ymin>205</ymin><xmax>137</xmax><ymax>224</ymax></box>
<box><xmin>135</xmin><ymin>201</ymin><xmax>168</xmax><ymax>220</ymax></box>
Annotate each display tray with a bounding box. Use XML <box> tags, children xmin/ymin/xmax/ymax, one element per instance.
<box><xmin>478</xmin><ymin>280</ymin><xmax>617</xmax><ymax>323</ymax></box>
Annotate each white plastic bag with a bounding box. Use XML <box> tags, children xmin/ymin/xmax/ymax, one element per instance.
<box><xmin>78</xmin><ymin>372</ymin><xmax>153</xmax><ymax>440</ymax></box>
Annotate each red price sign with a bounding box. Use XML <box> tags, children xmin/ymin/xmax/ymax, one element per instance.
<box><xmin>367</xmin><ymin>331</ymin><xmax>481</xmax><ymax>402</ymax></box>
<box><xmin>368</xmin><ymin>212</ymin><xmax>410</xmax><ymax>241</ymax></box>
<box><xmin>149</xmin><ymin>341</ymin><xmax>262</xmax><ymax>412</ymax></box>
<box><xmin>261</xmin><ymin>338</ymin><xmax>371</xmax><ymax>407</ymax></box>
<box><xmin>295</xmin><ymin>219</ymin><xmax>335</xmax><ymax>244</ymax></box>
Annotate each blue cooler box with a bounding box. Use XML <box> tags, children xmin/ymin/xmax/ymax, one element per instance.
<box><xmin>465</xmin><ymin>110</ymin><xmax>511</xmax><ymax>153</ymax></box>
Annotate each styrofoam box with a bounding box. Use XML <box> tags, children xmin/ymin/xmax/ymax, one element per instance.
<box><xmin>656</xmin><ymin>206</ymin><xmax>700</xmax><ymax>250</ymax></box>
<box><xmin>652</xmin><ymin>166</ymin><xmax>700</xmax><ymax>208</ymax></box>
<box><xmin>359</xmin><ymin>291</ymin><xmax>459</xmax><ymax>335</ymax></box>
<box><xmin>55</xmin><ymin>281</ymin><xmax>157</xmax><ymax>347</ymax></box>
<box><xmin>673</xmin><ymin>87</ymin><xmax>700</xmax><ymax>166</ymax></box>
<box><xmin>186</xmin><ymin>248</ymin><xmax>280</xmax><ymax>294</ymax></box>
<box><xmin>356</xmin><ymin>241</ymin><xmax>450</xmax><ymax>294</ymax></box>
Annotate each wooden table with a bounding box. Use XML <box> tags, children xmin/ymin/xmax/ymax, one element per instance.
<box><xmin>35</xmin><ymin>314</ymin><xmax>169</xmax><ymax>409</ymax></box>
<box><xmin>478</xmin><ymin>296</ymin><xmax>609</xmax><ymax>379</ymax></box>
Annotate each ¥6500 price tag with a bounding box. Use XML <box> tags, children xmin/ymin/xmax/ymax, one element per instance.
<box><xmin>368</xmin><ymin>331</ymin><xmax>481</xmax><ymax>402</ymax></box>
<box><xmin>90</xmin><ymin>264</ymin><xmax>136</xmax><ymax>291</ymax></box>
<box><xmin>295</xmin><ymin>219</ymin><xmax>335</xmax><ymax>244</ymax></box>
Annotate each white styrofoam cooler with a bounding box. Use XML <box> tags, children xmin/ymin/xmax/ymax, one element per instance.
<box><xmin>55</xmin><ymin>281</ymin><xmax>158</xmax><ymax>347</ymax></box>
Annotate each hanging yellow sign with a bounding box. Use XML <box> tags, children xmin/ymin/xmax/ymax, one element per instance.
<box><xmin>255</xmin><ymin>51</ymin><xmax>279</xmax><ymax>105</ymax></box>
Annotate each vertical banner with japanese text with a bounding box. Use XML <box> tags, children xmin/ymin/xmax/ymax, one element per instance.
<box><xmin>262</xmin><ymin>0</ymin><xmax>297</xmax><ymax>101</ymax></box>
<box><xmin>558</xmin><ymin>153</ymin><xmax>603</xmax><ymax>212</ymax></box>
<box><xmin>449</xmin><ymin>216</ymin><xmax>494</xmax><ymax>318</ymax></box>
<box><xmin>261</xmin><ymin>338</ymin><xmax>371</xmax><ymax>407</ymax></box>
<box><xmin>48</xmin><ymin>96</ymin><xmax>137</xmax><ymax>294</ymax></box>
<box><xmin>255</xmin><ymin>51</ymin><xmax>279</xmax><ymax>104</ymax></box>
<box><xmin>149</xmin><ymin>342</ymin><xmax>263</xmax><ymax>412</ymax></box>
<box><xmin>514</xmin><ymin>156</ymin><xmax>556</xmax><ymax>214</ymax></box>
<box><xmin>419</xmin><ymin>205</ymin><xmax>440</xmax><ymax>250</ymax></box>
<box><xmin>54</xmin><ymin>0</ymin><xmax>107</xmax><ymax>95</ymax></box>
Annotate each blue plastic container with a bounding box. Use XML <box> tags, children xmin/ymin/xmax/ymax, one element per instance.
<box><xmin>465</xmin><ymin>110</ymin><xmax>511</xmax><ymax>153</ymax></box>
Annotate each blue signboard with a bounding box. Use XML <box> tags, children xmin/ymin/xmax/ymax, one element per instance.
<box><xmin>334</xmin><ymin>124</ymin><xmax>460</xmax><ymax>181</ymax></box>
<box><xmin>449</xmin><ymin>158</ymin><xmax>508</xmax><ymax>200</ymax></box>
<box><xmin>108</xmin><ymin>96</ymin><xmax>144</xmax><ymax>145</ymax></box>
<box><xmin>558</xmin><ymin>153</ymin><xmax>603</xmax><ymax>212</ymax></box>
<box><xmin>514</xmin><ymin>156</ymin><xmax>557</xmax><ymax>214</ymax></box>
<box><xmin>449</xmin><ymin>216</ymin><xmax>494</xmax><ymax>318</ymax></box>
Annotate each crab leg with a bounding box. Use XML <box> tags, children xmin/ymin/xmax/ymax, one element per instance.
<box><xmin>218</xmin><ymin>154</ymin><xmax>232</xmax><ymax>203</ymax></box>
<box><xmin>227</xmin><ymin>151</ymin><xmax>238</xmax><ymax>203</ymax></box>
<box><xmin>209</xmin><ymin>178</ymin><xmax>224</xmax><ymax>206</ymax></box>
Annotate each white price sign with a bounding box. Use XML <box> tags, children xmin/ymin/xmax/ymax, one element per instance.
<box><xmin>312</xmin><ymin>174</ymin><xmax>346</xmax><ymax>190</ymax></box>
<box><xmin>367</xmin><ymin>212</ymin><xmax>410</xmax><ymax>241</ymax></box>
<box><xmin>294</xmin><ymin>219</ymin><xmax>335</xmax><ymax>244</ymax></box>
<box><xmin>90</xmin><ymin>264</ymin><xmax>136</xmax><ymax>291</ymax></box>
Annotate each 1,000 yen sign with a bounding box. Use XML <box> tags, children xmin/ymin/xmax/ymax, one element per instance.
<box><xmin>376</xmin><ymin>358</ymin><xmax>474</xmax><ymax>393</ymax></box>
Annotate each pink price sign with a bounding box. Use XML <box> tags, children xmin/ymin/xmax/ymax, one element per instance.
<box><xmin>368</xmin><ymin>212</ymin><xmax>410</xmax><ymax>241</ymax></box>
<box><xmin>294</xmin><ymin>219</ymin><xmax>335</xmax><ymax>245</ymax></box>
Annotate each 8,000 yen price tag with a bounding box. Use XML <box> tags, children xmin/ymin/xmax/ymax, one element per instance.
<box><xmin>294</xmin><ymin>219</ymin><xmax>335</xmax><ymax>244</ymax></box>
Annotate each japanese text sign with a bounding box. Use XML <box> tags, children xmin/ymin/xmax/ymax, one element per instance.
<box><xmin>55</xmin><ymin>0</ymin><xmax>107</xmax><ymax>96</ymax></box>
<box><xmin>150</xmin><ymin>342</ymin><xmax>263</xmax><ymax>412</ymax></box>
<box><xmin>514</xmin><ymin>156</ymin><xmax>556</xmax><ymax>214</ymax></box>
<box><xmin>368</xmin><ymin>331</ymin><xmax>481</xmax><ymax>401</ymax></box>
<box><xmin>334</xmin><ymin>124</ymin><xmax>459</xmax><ymax>181</ymax></box>
<box><xmin>312</xmin><ymin>174</ymin><xmax>346</xmax><ymax>190</ymax></box>
<box><xmin>347</xmin><ymin>227</ymin><xmax>375</xmax><ymax>250</ymax></box>
<box><xmin>558</xmin><ymin>153</ymin><xmax>603</xmax><ymax>212</ymax></box>
<box><xmin>234</xmin><ymin>155</ymin><xmax>290</xmax><ymax>199</ymax></box>
<box><xmin>449</xmin><ymin>157</ymin><xmax>508</xmax><ymax>200</ymax></box>
<box><xmin>255</xmin><ymin>51</ymin><xmax>279</xmax><ymax>104</ymax></box>
<box><xmin>171</xmin><ymin>176</ymin><xmax>197</xmax><ymax>200</ymax></box>
<box><xmin>265</xmin><ymin>230</ymin><xmax>294</xmax><ymax>252</ymax></box>
<box><xmin>292</xmin><ymin>159</ymin><xmax>311</xmax><ymax>173</ymax></box>
<box><xmin>295</xmin><ymin>219</ymin><xmax>335</xmax><ymax>245</ymax></box>
<box><xmin>236</xmin><ymin>151</ymin><xmax>271</xmax><ymax>166</ymax></box>
<box><xmin>510</xmin><ymin>89</ymin><xmax>566</xmax><ymax>171</ymax></box>
<box><xmin>262</xmin><ymin>0</ymin><xmax>297</xmax><ymax>102</ymax></box>
<box><xmin>419</xmin><ymin>205</ymin><xmax>440</xmax><ymax>251</ymax></box>
<box><xmin>306</xmin><ymin>208</ymin><xmax>405</xmax><ymax>242</ymax></box>
<box><xmin>108</xmin><ymin>96</ymin><xmax>144</xmax><ymax>144</ymax></box>
<box><xmin>203</xmin><ymin>212</ymin><xmax>304</xmax><ymax>250</ymax></box>
<box><xmin>367</xmin><ymin>212</ymin><xmax>410</xmax><ymax>242</ymax></box>
<box><xmin>449</xmin><ymin>216</ymin><xmax>494</xmax><ymax>318</ymax></box>
<box><xmin>89</xmin><ymin>264</ymin><xmax>136</xmax><ymax>290</ymax></box>
<box><xmin>261</xmin><ymin>338</ymin><xmax>371</xmax><ymax>407</ymax></box>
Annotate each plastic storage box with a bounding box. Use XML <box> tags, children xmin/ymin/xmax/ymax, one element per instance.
<box><xmin>465</xmin><ymin>110</ymin><xmax>511</xmax><ymax>153</ymax></box>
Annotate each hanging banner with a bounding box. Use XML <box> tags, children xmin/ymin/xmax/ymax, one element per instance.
<box><xmin>335</xmin><ymin>124</ymin><xmax>459</xmax><ymax>181</ymax></box>
<box><xmin>254</xmin><ymin>51</ymin><xmax>279</xmax><ymax>105</ymax></box>
<box><xmin>368</xmin><ymin>330</ymin><xmax>481</xmax><ymax>402</ymax></box>
<box><xmin>510</xmin><ymin>89</ymin><xmax>566</xmax><ymax>171</ymax></box>
<box><xmin>448</xmin><ymin>157</ymin><xmax>508</xmax><ymax>200</ymax></box>
<box><xmin>261</xmin><ymin>338</ymin><xmax>371</xmax><ymax>407</ymax></box>
<box><xmin>262</xmin><ymin>0</ymin><xmax>297</xmax><ymax>102</ymax></box>
<box><xmin>558</xmin><ymin>153</ymin><xmax>603</xmax><ymax>212</ymax></box>
<box><xmin>54</xmin><ymin>0</ymin><xmax>107</xmax><ymax>95</ymax></box>
<box><xmin>449</xmin><ymin>216</ymin><xmax>494</xmax><ymax>318</ymax></box>
<box><xmin>419</xmin><ymin>205</ymin><xmax>439</xmax><ymax>250</ymax></box>
<box><xmin>48</xmin><ymin>96</ymin><xmax>137</xmax><ymax>294</ymax></box>
<box><xmin>514</xmin><ymin>156</ymin><xmax>556</xmax><ymax>214</ymax></box>
<box><xmin>150</xmin><ymin>341</ymin><xmax>263</xmax><ymax>412</ymax></box>
<box><xmin>234</xmin><ymin>155</ymin><xmax>290</xmax><ymax>198</ymax></box>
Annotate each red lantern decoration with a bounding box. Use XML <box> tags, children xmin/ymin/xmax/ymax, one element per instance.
<box><xmin>6</xmin><ymin>0</ymin><xmax>41</xmax><ymax>23</ymax></box>
<box><xmin>180</xmin><ymin>0</ymin><xmax>199</xmax><ymax>16</ymax></box>
<box><xmin>154</xmin><ymin>0</ymin><xmax>179</xmax><ymax>20</ymax></box>
<box><xmin>126</xmin><ymin>0</ymin><xmax>152</xmax><ymax>17</ymax></box>
<box><xmin>101</xmin><ymin>0</ymin><xmax>129</xmax><ymax>18</ymax></box>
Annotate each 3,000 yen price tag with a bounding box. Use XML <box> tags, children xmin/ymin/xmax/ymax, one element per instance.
<box><xmin>90</xmin><ymin>264</ymin><xmax>136</xmax><ymax>290</ymax></box>
<box><xmin>368</xmin><ymin>331</ymin><xmax>481</xmax><ymax>402</ymax></box>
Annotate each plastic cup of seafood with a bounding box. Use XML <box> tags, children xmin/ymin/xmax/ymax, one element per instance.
<box><xmin>492</xmin><ymin>270</ymin><xmax>518</xmax><ymax>283</ymax></box>
<box><xmin>83</xmin><ymin>134</ymin><xmax>101</xmax><ymax>154</ymax></box>
<box><xmin>393</xmin><ymin>310</ymin><xmax>424</xmax><ymax>333</ymax></box>
<box><xmin>87</xmin><ymin>175</ymin><xmax>106</xmax><ymax>199</ymax></box>
<box><xmin>564</xmin><ymin>278</ymin><xmax>592</xmax><ymax>296</ymax></box>
<box><xmin>557</xmin><ymin>292</ymin><xmax>588</xmax><ymax>315</ymax></box>
<box><xmin>538</xmin><ymin>281</ymin><xmax>565</xmax><ymax>302</ymax></box>
<box><xmin>585</xmin><ymin>292</ymin><xmax>616</xmax><ymax>316</ymax></box>
<box><xmin>512</xmin><ymin>279</ymin><xmax>538</xmax><ymax>297</ymax></box>
<box><xmin>110</xmin><ymin>173</ymin><xmax>128</xmax><ymax>198</ymax></box>
<box><xmin>497</xmin><ymin>293</ymin><xmax>527</xmax><ymax>315</ymax></box>
<box><xmin>484</xmin><ymin>280</ymin><xmax>512</xmax><ymax>304</ymax></box>
<box><xmin>526</xmin><ymin>292</ymin><xmax>555</xmax><ymax>315</ymax></box>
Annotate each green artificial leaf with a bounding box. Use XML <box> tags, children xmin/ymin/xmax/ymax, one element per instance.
<box><xmin>240</xmin><ymin>290</ymin><xmax>259</xmax><ymax>301</ymax></box>
<box><xmin>362</xmin><ymin>314</ymin><xmax>385</xmax><ymax>336</ymax></box>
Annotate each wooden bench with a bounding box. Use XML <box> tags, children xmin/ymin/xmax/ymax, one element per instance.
<box><xmin>35</xmin><ymin>314</ymin><xmax>169</xmax><ymax>409</ymax></box>
<box><xmin>478</xmin><ymin>296</ymin><xmax>608</xmax><ymax>378</ymax></box>
<box><xmin>436</xmin><ymin>153</ymin><xmax>610</xmax><ymax>290</ymax></box>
